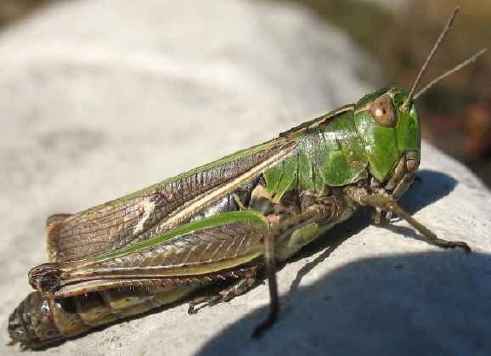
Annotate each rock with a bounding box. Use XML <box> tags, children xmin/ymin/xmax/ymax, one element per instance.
<box><xmin>0</xmin><ymin>0</ymin><xmax>490</xmax><ymax>355</ymax></box>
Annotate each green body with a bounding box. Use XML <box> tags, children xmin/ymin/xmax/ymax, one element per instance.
<box><xmin>11</xmin><ymin>87</ymin><xmax>422</xmax><ymax>349</ymax></box>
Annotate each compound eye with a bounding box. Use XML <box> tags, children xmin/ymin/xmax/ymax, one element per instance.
<box><xmin>369</xmin><ymin>95</ymin><xmax>396</xmax><ymax>127</ymax></box>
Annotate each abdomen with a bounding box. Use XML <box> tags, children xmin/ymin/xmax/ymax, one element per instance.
<box><xmin>8</xmin><ymin>285</ymin><xmax>197</xmax><ymax>349</ymax></box>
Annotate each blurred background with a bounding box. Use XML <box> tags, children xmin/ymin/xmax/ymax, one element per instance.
<box><xmin>0</xmin><ymin>0</ymin><xmax>489</xmax><ymax>186</ymax></box>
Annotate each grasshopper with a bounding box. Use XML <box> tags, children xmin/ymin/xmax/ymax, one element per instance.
<box><xmin>8</xmin><ymin>7</ymin><xmax>486</xmax><ymax>350</ymax></box>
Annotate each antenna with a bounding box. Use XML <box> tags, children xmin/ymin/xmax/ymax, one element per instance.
<box><xmin>403</xmin><ymin>6</ymin><xmax>460</xmax><ymax>109</ymax></box>
<box><xmin>413</xmin><ymin>48</ymin><xmax>487</xmax><ymax>100</ymax></box>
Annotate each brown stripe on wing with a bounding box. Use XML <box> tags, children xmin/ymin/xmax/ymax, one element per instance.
<box><xmin>47</xmin><ymin>139</ymin><xmax>290</xmax><ymax>263</ymax></box>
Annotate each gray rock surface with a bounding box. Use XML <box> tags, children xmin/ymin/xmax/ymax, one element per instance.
<box><xmin>0</xmin><ymin>0</ymin><xmax>490</xmax><ymax>355</ymax></box>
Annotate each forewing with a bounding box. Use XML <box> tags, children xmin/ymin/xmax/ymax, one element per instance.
<box><xmin>46</xmin><ymin>137</ymin><xmax>295</xmax><ymax>263</ymax></box>
<box><xmin>52</xmin><ymin>211</ymin><xmax>269</xmax><ymax>297</ymax></box>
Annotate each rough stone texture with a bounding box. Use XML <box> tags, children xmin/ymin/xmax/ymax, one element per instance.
<box><xmin>0</xmin><ymin>1</ymin><xmax>490</xmax><ymax>355</ymax></box>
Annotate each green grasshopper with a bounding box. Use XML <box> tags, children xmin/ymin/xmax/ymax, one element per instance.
<box><xmin>8</xmin><ymin>7</ymin><xmax>486</xmax><ymax>350</ymax></box>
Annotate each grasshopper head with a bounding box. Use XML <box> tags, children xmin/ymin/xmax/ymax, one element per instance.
<box><xmin>354</xmin><ymin>88</ymin><xmax>420</xmax><ymax>192</ymax></box>
<box><xmin>352</xmin><ymin>7</ymin><xmax>486</xmax><ymax>195</ymax></box>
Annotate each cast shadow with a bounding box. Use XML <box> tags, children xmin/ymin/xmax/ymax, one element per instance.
<box><xmin>195</xmin><ymin>170</ymin><xmax>474</xmax><ymax>356</ymax></box>
<box><xmin>399</xmin><ymin>169</ymin><xmax>457</xmax><ymax>214</ymax></box>
<box><xmin>196</xmin><ymin>251</ymin><xmax>491</xmax><ymax>356</ymax></box>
